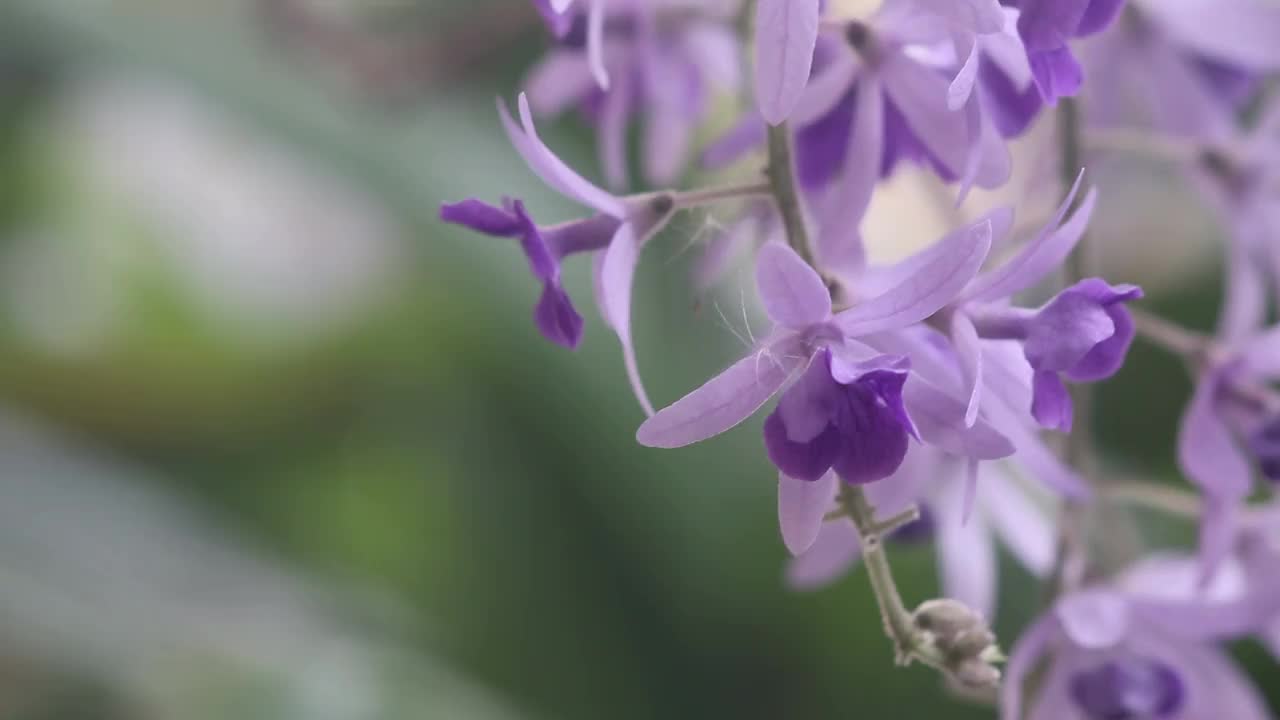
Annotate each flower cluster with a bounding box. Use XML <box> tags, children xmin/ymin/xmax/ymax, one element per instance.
<box><xmin>442</xmin><ymin>0</ymin><xmax>1280</xmax><ymax>713</ymax></box>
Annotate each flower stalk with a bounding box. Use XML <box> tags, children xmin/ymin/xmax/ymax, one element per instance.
<box><xmin>764</xmin><ymin>119</ymin><xmax>984</xmax><ymax>679</ymax></box>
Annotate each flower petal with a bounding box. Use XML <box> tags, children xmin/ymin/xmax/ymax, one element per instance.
<box><xmin>785</xmin><ymin>518</ymin><xmax>861</xmax><ymax>590</ymax></box>
<box><xmin>816</xmin><ymin>79</ymin><xmax>883</xmax><ymax>273</ymax></box>
<box><xmin>1029</xmin><ymin>46</ymin><xmax>1083</xmax><ymax>103</ymax></box>
<box><xmin>790</xmin><ymin>50</ymin><xmax>859</xmax><ymax>125</ymax></box>
<box><xmin>1177</xmin><ymin>369</ymin><xmax>1253</xmax><ymax>500</ymax></box>
<box><xmin>879</xmin><ymin>53</ymin><xmax>969</xmax><ymax>178</ymax></box>
<box><xmin>935</xmin><ymin>477</ymin><xmax>997</xmax><ymax>620</ymax></box>
<box><xmin>1000</xmin><ymin>612</ymin><xmax>1057</xmax><ymax>720</ymax></box>
<box><xmin>902</xmin><ymin>375</ymin><xmax>1016</xmax><ymax>460</ymax></box>
<box><xmin>961</xmin><ymin>171</ymin><xmax>1092</xmax><ymax>303</ymax></box>
<box><xmin>586</xmin><ymin>0</ymin><xmax>610</xmax><ymax>89</ymax></box>
<box><xmin>681</xmin><ymin>21</ymin><xmax>743</xmax><ymax>91</ymax></box>
<box><xmin>755</xmin><ymin>242</ymin><xmax>832</xmax><ymax>329</ymax></box>
<box><xmin>1219</xmin><ymin>239</ymin><xmax>1268</xmax><ymax>347</ymax></box>
<box><xmin>951</xmin><ymin>311</ymin><xmax>984</xmax><ymax>427</ymax></box>
<box><xmin>778</xmin><ymin>471</ymin><xmax>838</xmax><ymax>555</ymax></box>
<box><xmin>701</xmin><ymin>113</ymin><xmax>767</xmax><ymax>170</ymax></box>
<box><xmin>981</xmin><ymin>469</ymin><xmax>1055</xmax><ymax>576</ymax></box>
<box><xmin>637</xmin><ymin>342</ymin><xmax>807</xmax><ymax>448</ymax></box>
<box><xmin>524</xmin><ymin>50</ymin><xmax>598</xmax><ymax>117</ymax></box>
<box><xmin>439</xmin><ymin>198</ymin><xmax>522</xmax><ymax>235</ymax></box>
<box><xmin>598</xmin><ymin>66</ymin><xmax>632</xmax><ymax>190</ymax></box>
<box><xmin>754</xmin><ymin>0</ymin><xmax>822</xmax><ymax>125</ymax></box>
<box><xmin>948</xmin><ymin>38</ymin><xmax>982</xmax><ymax>111</ymax></box>
<box><xmin>765</xmin><ymin>410</ymin><xmax>841</xmax><ymax>480</ymax></box>
<box><xmin>535</xmin><ymin>282</ymin><xmax>585</xmax><ymax>348</ymax></box>
<box><xmin>600</xmin><ymin>223</ymin><xmax>654</xmax><ymax>415</ymax></box>
<box><xmin>1031</xmin><ymin>369</ymin><xmax>1073</xmax><ymax>431</ymax></box>
<box><xmin>642</xmin><ymin>52</ymin><xmax>696</xmax><ymax>187</ymax></box>
<box><xmin>1239</xmin><ymin>324</ymin><xmax>1280</xmax><ymax>378</ymax></box>
<box><xmin>498</xmin><ymin>94</ymin><xmax>625</xmax><ymax>217</ymax></box>
<box><xmin>1145</xmin><ymin>0</ymin><xmax>1280</xmax><ymax>70</ymax></box>
<box><xmin>1055</xmin><ymin>589</ymin><xmax>1130</xmax><ymax>649</ymax></box>
<box><xmin>835</xmin><ymin>219</ymin><xmax>992</xmax><ymax>337</ymax></box>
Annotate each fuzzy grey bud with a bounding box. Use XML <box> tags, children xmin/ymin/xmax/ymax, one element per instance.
<box><xmin>953</xmin><ymin>657</ymin><xmax>1001</xmax><ymax>690</ymax></box>
<box><xmin>912</xmin><ymin>598</ymin><xmax>1003</xmax><ymax>690</ymax></box>
<box><xmin>912</xmin><ymin>599</ymin><xmax>986</xmax><ymax>646</ymax></box>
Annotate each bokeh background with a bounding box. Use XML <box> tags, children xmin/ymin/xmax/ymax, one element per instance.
<box><xmin>0</xmin><ymin>0</ymin><xmax>1273</xmax><ymax>718</ymax></box>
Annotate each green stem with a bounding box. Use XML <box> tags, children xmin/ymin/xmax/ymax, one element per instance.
<box><xmin>1039</xmin><ymin>99</ymin><xmax>1096</xmax><ymax>622</ymax></box>
<box><xmin>766</xmin><ymin>123</ymin><xmax>818</xmax><ymax>268</ymax></box>
<box><xmin>838</xmin><ymin>484</ymin><xmax>919</xmax><ymax>663</ymax></box>
<box><xmin>765</xmin><ymin>121</ymin><xmax>935</xmax><ymax>668</ymax></box>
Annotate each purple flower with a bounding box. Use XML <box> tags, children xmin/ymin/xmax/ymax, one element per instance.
<box><xmin>441</xmin><ymin>94</ymin><xmax>677</xmax><ymax>414</ymax></box>
<box><xmin>782</xmin><ymin>444</ymin><xmax>1055</xmax><ymax>619</ymax></box>
<box><xmin>440</xmin><ymin>198</ymin><xmax>618</xmax><ymax>348</ymax></box>
<box><xmin>1178</xmin><ymin>324</ymin><xmax>1280</xmax><ymax>576</ymax></box>
<box><xmin>1004</xmin><ymin>0</ymin><xmax>1126</xmax><ymax>103</ymax></box>
<box><xmin>525</xmin><ymin>1</ymin><xmax>742</xmax><ymax>188</ymax></box>
<box><xmin>638</xmin><ymin>221</ymin><xmax>1019</xmax><ymax>530</ymax></box>
<box><xmin>945</xmin><ymin>176</ymin><xmax>1141</xmax><ymax>432</ymax></box>
<box><xmin>1002</xmin><ymin>558</ymin><xmax>1280</xmax><ymax>720</ymax></box>
<box><xmin>783</xmin><ymin>7</ymin><xmax>1014</xmax><ymax>268</ymax></box>
<box><xmin>1086</xmin><ymin>0</ymin><xmax>1280</xmax><ymax>140</ymax></box>
<box><xmin>764</xmin><ymin>348</ymin><xmax>916</xmax><ymax>484</ymax></box>
<box><xmin>959</xmin><ymin>6</ymin><xmax>1044</xmax><ymax>139</ymax></box>
<box><xmin>533</xmin><ymin>0</ymin><xmax>610</xmax><ymax>88</ymax></box>
<box><xmin>1183</xmin><ymin>104</ymin><xmax>1280</xmax><ymax>343</ymax></box>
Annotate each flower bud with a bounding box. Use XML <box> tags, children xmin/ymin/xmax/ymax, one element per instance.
<box><xmin>954</xmin><ymin>657</ymin><xmax>1001</xmax><ymax>690</ymax></box>
<box><xmin>913</xmin><ymin>599</ymin><xmax>1003</xmax><ymax>690</ymax></box>
<box><xmin>912</xmin><ymin>599</ymin><xmax>986</xmax><ymax>646</ymax></box>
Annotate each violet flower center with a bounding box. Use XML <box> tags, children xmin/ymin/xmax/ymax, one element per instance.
<box><xmin>1250</xmin><ymin>415</ymin><xmax>1280</xmax><ymax>482</ymax></box>
<box><xmin>1069</xmin><ymin>657</ymin><xmax>1186</xmax><ymax>720</ymax></box>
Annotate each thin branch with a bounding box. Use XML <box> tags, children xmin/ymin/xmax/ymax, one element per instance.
<box><xmin>673</xmin><ymin>181</ymin><xmax>772</xmax><ymax>209</ymax></box>
<box><xmin>765</xmin><ymin>120</ymin><xmax>942</xmax><ymax>671</ymax></box>
<box><xmin>765</xmin><ymin>123</ymin><xmax>818</xmax><ymax>268</ymax></box>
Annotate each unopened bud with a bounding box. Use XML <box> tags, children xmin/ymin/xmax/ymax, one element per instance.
<box><xmin>949</xmin><ymin>627</ymin><xmax>997</xmax><ymax>659</ymax></box>
<box><xmin>912</xmin><ymin>599</ymin><xmax>986</xmax><ymax>646</ymax></box>
<box><xmin>913</xmin><ymin>598</ymin><xmax>1004</xmax><ymax>689</ymax></box>
<box><xmin>953</xmin><ymin>657</ymin><xmax>1001</xmax><ymax>690</ymax></box>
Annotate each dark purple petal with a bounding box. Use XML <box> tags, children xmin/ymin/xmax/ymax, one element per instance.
<box><xmin>1076</xmin><ymin>0</ymin><xmax>1126</xmax><ymax>37</ymax></box>
<box><xmin>534</xmin><ymin>281</ymin><xmax>585</xmax><ymax>348</ymax></box>
<box><xmin>543</xmin><ymin>214</ymin><xmax>622</xmax><ymax>257</ymax></box>
<box><xmin>1067</xmin><ymin>301</ymin><xmax>1137</xmax><ymax>381</ymax></box>
<box><xmin>1032</xmin><ymin>369</ymin><xmax>1073</xmax><ymax>431</ymax></box>
<box><xmin>1029</xmin><ymin>46</ymin><xmax>1083</xmax><ymax>103</ymax></box>
<box><xmin>1026</xmin><ymin>279</ymin><xmax>1142</xmax><ymax>376</ymax></box>
<box><xmin>510</xmin><ymin>199</ymin><xmax>558</xmax><ymax>281</ymax></box>
<box><xmin>1249</xmin><ymin>414</ymin><xmax>1280</xmax><ymax>482</ymax></box>
<box><xmin>1193</xmin><ymin>56</ymin><xmax>1259</xmax><ymax>108</ymax></box>
<box><xmin>829</xmin><ymin>370</ymin><xmax>912</xmax><ymax>484</ymax></box>
<box><xmin>440</xmin><ymin>198</ymin><xmax>522</xmax><ymax>236</ymax></box>
<box><xmin>1069</xmin><ymin>658</ymin><xmax>1185</xmax><ymax>720</ymax></box>
<box><xmin>979</xmin><ymin>55</ymin><xmax>1043</xmax><ymax>137</ymax></box>
<box><xmin>765</xmin><ymin>351</ymin><xmax>914</xmax><ymax>484</ymax></box>
<box><xmin>796</xmin><ymin>89</ymin><xmax>856</xmax><ymax>189</ymax></box>
<box><xmin>765</xmin><ymin>411</ymin><xmax>843</xmax><ymax>481</ymax></box>
<box><xmin>1017</xmin><ymin>0</ymin><xmax>1089</xmax><ymax>50</ymax></box>
<box><xmin>881</xmin><ymin>95</ymin><xmax>958</xmax><ymax>181</ymax></box>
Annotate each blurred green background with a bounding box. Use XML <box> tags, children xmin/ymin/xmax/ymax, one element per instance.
<box><xmin>0</xmin><ymin>1</ymin><xmax>1272</xmax><ymax>718</ymax></box>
